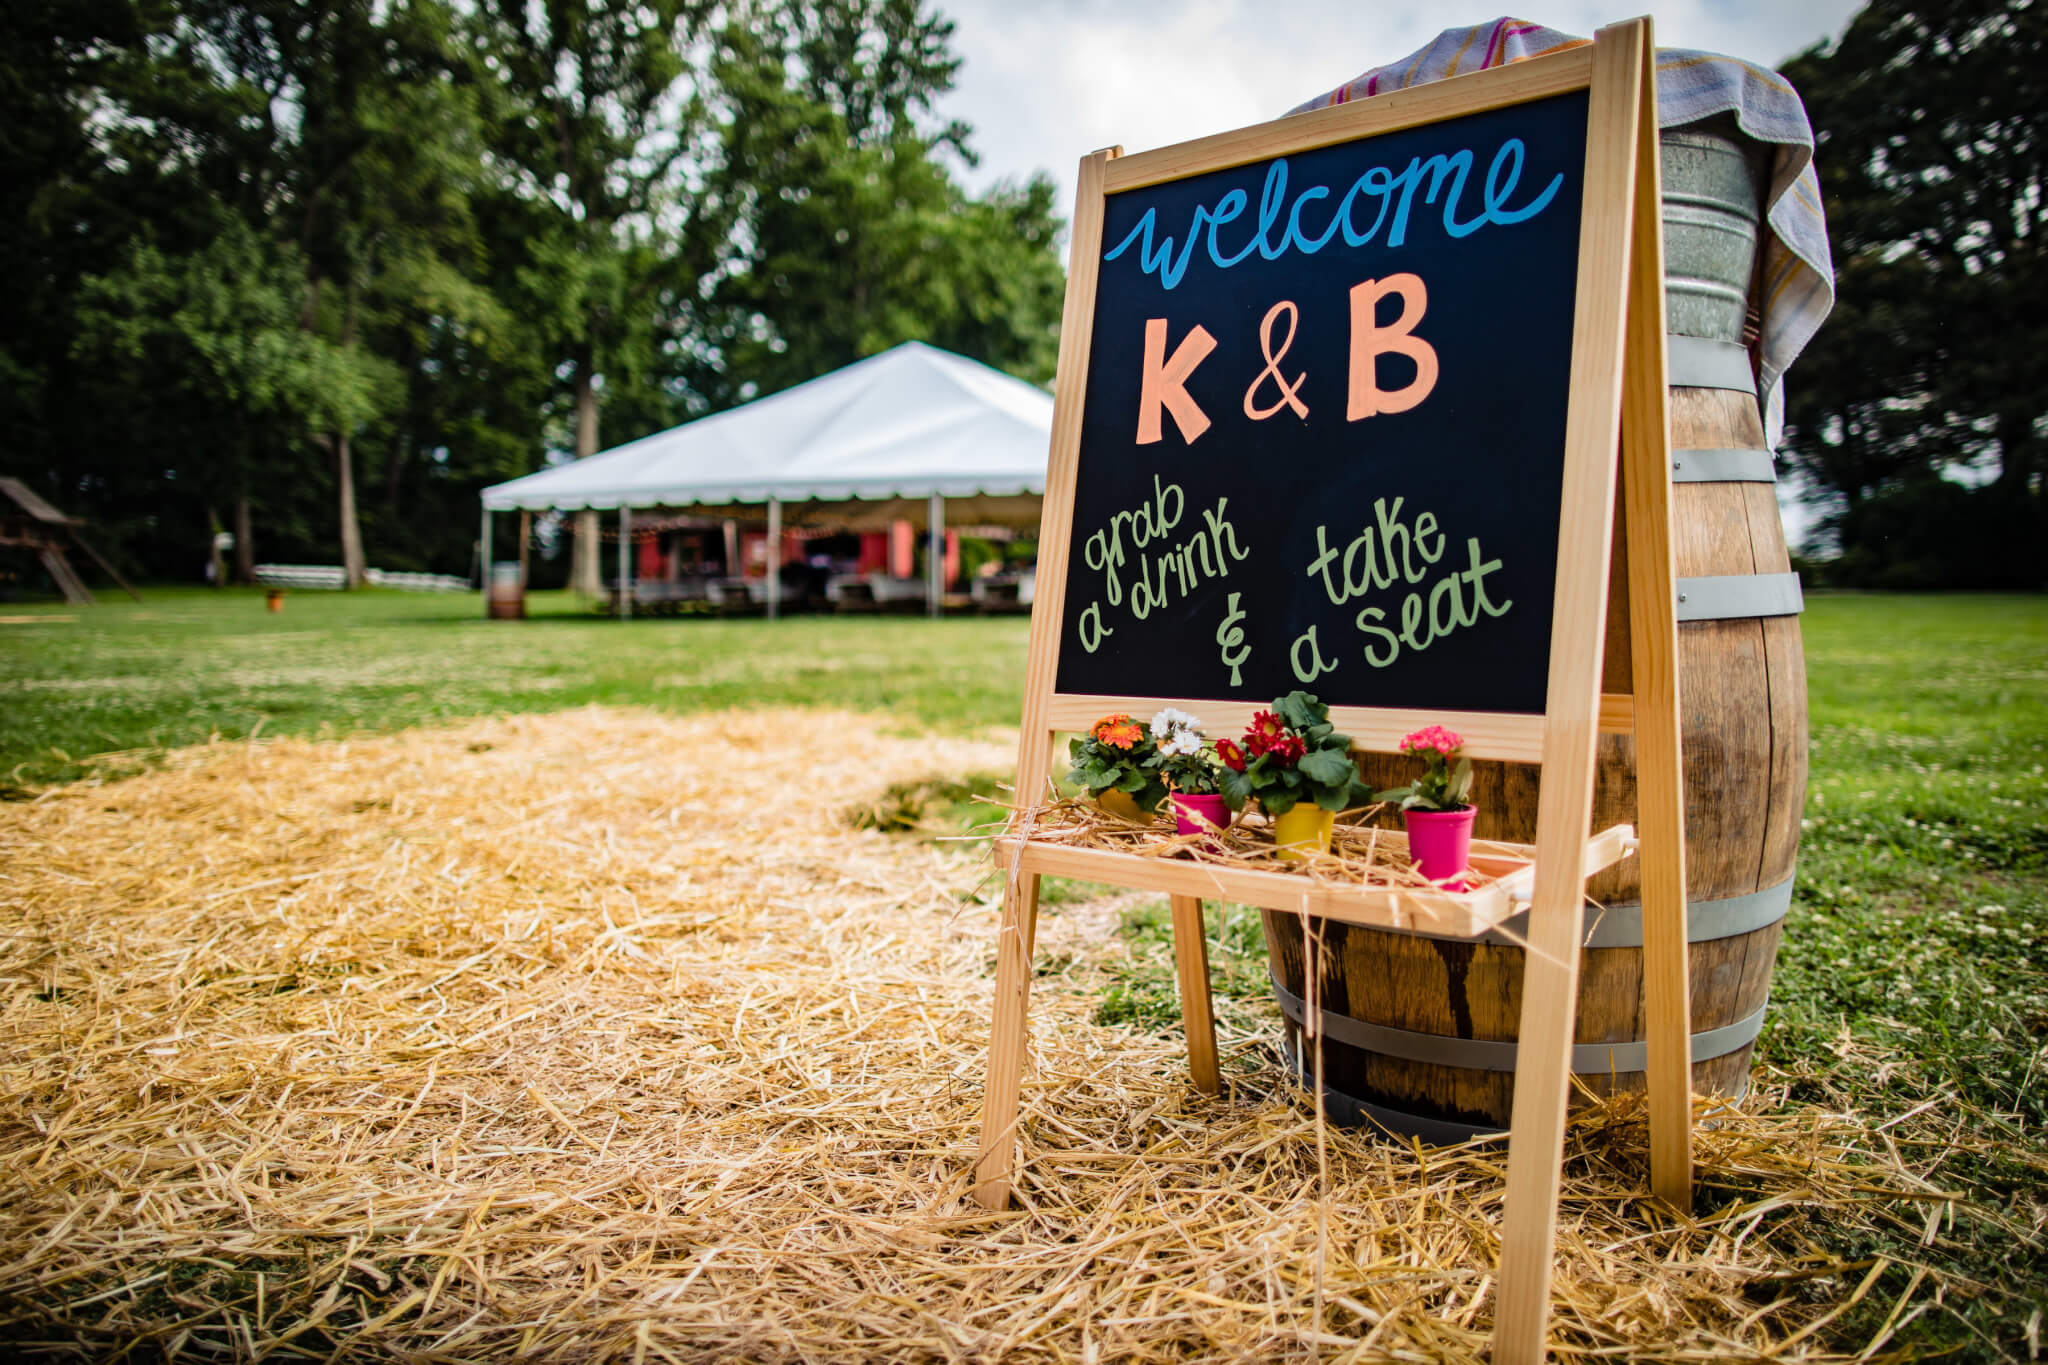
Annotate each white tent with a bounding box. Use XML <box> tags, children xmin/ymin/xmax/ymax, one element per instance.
<box><xmin>480</xmin><ymin>341</ymin><xmax>1052</xmax><ymax>618</ymax></box>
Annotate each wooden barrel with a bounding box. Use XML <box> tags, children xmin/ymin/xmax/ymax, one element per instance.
<box><xmin>487</xmin><ymin>562</ymin><xmax>526</xmax><ymax>620</ymax></box>
<box><xmin>1263</xmin><ymin>119</ymin><xmax>1807</xmax><ymax>1141</ymax></box>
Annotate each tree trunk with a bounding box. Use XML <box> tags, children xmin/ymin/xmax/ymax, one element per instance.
<box><xmin>568</xmin><ymin>351</ymin><xmax>604</xmax><ymax>598</ymax></box>
<box><xmin>334</xmin><ymin>278</ymin><xmax>367</xmax><ymax>589</ymax></box>
<box><xmin>331</xmin><ymin>280</ymin><xmax>368</xmax><ymax>589</ymax></box>
<box><xmin>233</xmin><ymin>497</ymin><xmax>255</xmax><ymax>585</ymax></box>
<box><xmin>336</xmin><ymin>432</ymin><xmax>366</xmax><ymax>588</ymax></box>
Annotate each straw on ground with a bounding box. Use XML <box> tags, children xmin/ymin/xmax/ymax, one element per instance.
<box><xmin>0</xmin><ymin>709</ymin><xmax>1977</xmax><ymax>1361</ymax></box>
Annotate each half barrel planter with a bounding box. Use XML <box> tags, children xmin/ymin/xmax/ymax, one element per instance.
<box><xmin>1262</xmin><ymin>118</ymin><xmax>1808</xmax><ymax>1141</ymax></box>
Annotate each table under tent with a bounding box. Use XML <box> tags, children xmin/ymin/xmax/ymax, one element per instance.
<box><xmin>479</xmin><ymin>342</ymin><xmax>1052</xmax><ymax>619</ymax></box>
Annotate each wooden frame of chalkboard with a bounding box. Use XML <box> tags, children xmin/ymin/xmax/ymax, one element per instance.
<box><xmin>974</xmin><ymin>19</ymin><xmax>1690</xmax><ymax>1362</ymax></box>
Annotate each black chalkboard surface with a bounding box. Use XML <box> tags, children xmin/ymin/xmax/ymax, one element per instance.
<box><xmin>1054</xmin><ymin>91</ymin><xmax>1589</xmax><ymax>716</ymax></box>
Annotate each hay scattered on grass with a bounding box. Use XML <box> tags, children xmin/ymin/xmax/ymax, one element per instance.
<box><xmin>0</xmin><ymin>708</ymin><xmax>1971</xmax><ymax>1361</ymax></box>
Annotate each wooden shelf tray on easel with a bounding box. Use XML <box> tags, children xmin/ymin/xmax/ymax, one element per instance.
<box><xmin>995</xmin><ymin>821</ymin><xmax>1637</xmax><ymax>940</ymax></box>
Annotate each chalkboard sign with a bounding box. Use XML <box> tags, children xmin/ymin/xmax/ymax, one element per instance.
<box><xmin>1054</xmin><ymin>92</ymin><xmax>1590</xmax><ymax>716</ymax></box>
<box><xmin>985</xmin><ymin>31</ymin><xmax>1699</xmax><ymax>1358</ymax></box>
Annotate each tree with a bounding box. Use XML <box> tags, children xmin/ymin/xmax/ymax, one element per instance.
<box><xmin>1780</xmin><ymin>0</ymin><xmax>2046</xmax><ymax>585</ymax></box>
<box><xmin>71</xmin><ymin>216</ymin><xmax>377</xmax><ymax>571</ymax></box>
<box><xmin>693</xmin><ymin>0</ymin><xmax>1064</xmax><ymax>409</ymax></box>
<box><xmin>469</xmin><ymin>0</ymin><xmax>727</xmax><ymax>595</ymax></box>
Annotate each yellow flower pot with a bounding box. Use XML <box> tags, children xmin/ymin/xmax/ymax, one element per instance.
<box><xmin>1096</xmin><ymin>788</ymin><xmax>1147</xmax><ymax>822</ymax></box>
<box><xmin>1271</xmin><ymin>803</ymin><xmax>1335</xmax><ymax>861</ymax></box>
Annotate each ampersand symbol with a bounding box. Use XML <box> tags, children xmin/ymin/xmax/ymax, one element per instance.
<box><xmin>1242</xmin><ymin>299</ymin><xmax>1310</xmax><ymax>422</ymax></box>
<box><xmin>1215</xmin><ymin>591</ymin><xmax>1250</xmax><ymax>687</ymax></box>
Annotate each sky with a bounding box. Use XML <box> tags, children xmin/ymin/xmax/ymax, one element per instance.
<box><xmin>932</xmin><ymin>1</ymin><xmax>1862</xmax><ymax>215</ymax></box>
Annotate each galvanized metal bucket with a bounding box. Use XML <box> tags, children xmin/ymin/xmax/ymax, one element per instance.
<box><xmin>1660</xmin><ymin>116</ymin><xmax>1769</xmax><ymax>343</ymax></box>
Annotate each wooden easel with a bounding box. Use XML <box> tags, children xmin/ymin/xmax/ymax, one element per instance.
<box><xmin>974</xmin><ymin>20</ymin><xmax>1689</xmax><ymax>1362</ymax></box>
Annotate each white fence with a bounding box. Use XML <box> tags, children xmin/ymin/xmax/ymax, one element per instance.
<box><xmin>254</xmin><ymin>565</ymin><xmax>472</xmax><ymax>593</ymax></box>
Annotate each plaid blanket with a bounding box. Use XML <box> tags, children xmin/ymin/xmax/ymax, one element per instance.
<box><xmin>1288</xmin><ymin>18</ymin><xmax>1834</xmax><ymax>447</ymax></box>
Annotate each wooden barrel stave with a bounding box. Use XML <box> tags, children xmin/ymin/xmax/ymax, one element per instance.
<box><xmin>1264</xmin><ymin>383</ymin><xmax>1807</xmax><ymax>1140</ymax></box>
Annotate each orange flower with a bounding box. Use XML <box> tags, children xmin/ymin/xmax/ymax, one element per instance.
<box><xmin>1097</xmin><ymin>719</ymin><xmax>1144</xmax><ymax>750</ymax></box>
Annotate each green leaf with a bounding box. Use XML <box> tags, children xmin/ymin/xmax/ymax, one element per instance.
<box><xmin>1299</xmin><ymin>748</ymin><xmax>1356</xmax><ymax>786</ymax></box>
<box><xmin>1447</xmin><ymin>757</ymin><xmax>1474</xmax><ymax>806</ymax></box>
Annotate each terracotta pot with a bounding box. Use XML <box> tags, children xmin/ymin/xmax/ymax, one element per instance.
<box><xmin>265</xmin><ymin>590</ymin><xmax>284</xmax><ymax>614</ymax></box>
<box><xmin>1404</xmin><ymin>805</ymin><xmax>1477</xmax><ymax>891</ymax></box>
<box><xmin>1270</xmin><ymin>803</ymin><xmax>1334</xmax><ymax>862</ymax></box>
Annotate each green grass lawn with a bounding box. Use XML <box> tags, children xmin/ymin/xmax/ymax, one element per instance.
<box><xmin>4</xmin><ymin>585</ymin><xmax>2044</xmax><ymax>1357</ymax></box>
<box><xmin>0</xmin><ymin>586</ymin><xmax>1030</xmax><ymax>791</ymax></box>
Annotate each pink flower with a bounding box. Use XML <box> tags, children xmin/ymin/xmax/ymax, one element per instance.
<box><xmin>1401</xmin><ymin>725</ymin><xmax>1462</xmax><ymax>757</ymax></box>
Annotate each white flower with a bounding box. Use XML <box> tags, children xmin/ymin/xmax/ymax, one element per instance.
<box><xmin>1150</xmin><ymin>707</ymin><xmax>1203</xmax><ymax>743</ymax></box>
<box><xmin>1160</xmin><ymin>730</ymin><xmax>1204</xmax><ymax>757</ymax></box>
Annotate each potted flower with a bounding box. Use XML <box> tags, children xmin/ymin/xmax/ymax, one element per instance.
<box><xmin>1067</xmin><ymin>713</ymin><xmax>1167</xmax><ymax>821</ymax></box>
<box><xmin>1217</xmin><ymin>691</ymin><xmax>1371</xmax><ymax>860</ymax></box>
<box><xmin>1378</xmin><ymin>726</ymin><xmax>1476</xmax><ymax>889</ymax></box>
<box><xmin>1150</xmin><ymin>708</ymin><xmax>1229</xmax><ymax>843</ymax></box>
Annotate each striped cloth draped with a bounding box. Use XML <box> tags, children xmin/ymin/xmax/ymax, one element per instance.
<box><xmin>1288</xmin><ymin>18</ymin><xmax>1834</xmax><ymax>447</ymax></box>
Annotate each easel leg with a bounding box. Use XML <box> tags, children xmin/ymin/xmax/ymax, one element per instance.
<box><xmin>1494</xmin><ymin>894</ymin><xmax>1587</xmax><ymax>1365</ymax></box>
<box><xmin>973</xmin><ymin>871</ymin><xmax>1040</xmax><ymax>1209</ymax></box>
<box><xmin>1168</xmin><ymin>895</ymin><xmax>1219</xmax><ymax>1095</ymax></box>
<box><xmin>1617</xmin><ymin>0</ymin><xmax>1695</xmax><ymax>1214</ymax></box>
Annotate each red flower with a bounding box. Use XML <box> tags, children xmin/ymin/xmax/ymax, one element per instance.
<box><xmin>1216</xmin><ymin>738</ymin><xmax>1246</xmax><ymax>772</ymax></box>
<box><xmin>1244</xmin><ymin>708</ymin><xmax>1287</xmax><ymax>758</ymax></box>
<box><xmin>1272</xmin><ymin>734</ymin><xmax>1307</xmax><ymax>764</ymax></box>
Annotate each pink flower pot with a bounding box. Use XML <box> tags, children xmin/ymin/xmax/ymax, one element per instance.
<box><xmin>1404</xmin><ymin>805</ymin><xmax>1477</xmax><ymax>891</ymax></box>
<box><xmin>1170</xmin><ymin>793</ymin><xmax>1230</xmax><ymax>847</ymax></box>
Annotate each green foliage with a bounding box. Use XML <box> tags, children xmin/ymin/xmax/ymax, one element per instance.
<box><xmin>74</xmin><ymin>217</ymin><xmax>386</xmax><ymax>449</ymax></box>
<box><xmin>1065</xmin><ymin>718</ymin><xmax>1168</xmax><ymax>814</ymax></box>
<box><xmin>1092</xmin><ymin>900</ymin><xmax>1271</xmax><ymax>1032</ymax></box>
<box><xmin>692</xmin><ymin>2</ymin><xmax>1064</xmax><ymax>407</ymax></box>
<box><xmin>1217</xmin><ymin>691</ymin><xmax>1371</xmax><ymax>816</ymax></box>
<box><xmin>0</xmin><ymin>0</ymin><xmax>1065</xmax><ymax>583</ymax></box>
<box><xmin>1780</xmin><ymin>1</ymin><xmax>2048</xmax><ymax>583</ymax></box>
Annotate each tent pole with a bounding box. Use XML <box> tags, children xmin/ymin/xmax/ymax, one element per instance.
<box><xmin>766</xmin><ymin>498</ymin><xmax>782</xmax><ymax>620</ymax></box>
<box><xmin>480</xmin><ymin>507</ymin><xmax>492</xmax><ymax>618</ymax></box>
<box><xmin>619</xmin><ymin>506</ymin><xmax>632</xmax><ymax>620</ymax></box>
<box><xmin>518</xmin><ymin>511</ymin><xmax>531</xmax><ymax>590</ymax></box>
<box><xmin>927</xmin><ymin>493</ymin><xmax>944</xmax><ymax>619</ymax></box>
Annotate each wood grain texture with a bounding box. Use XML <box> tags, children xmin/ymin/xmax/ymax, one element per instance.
<box><xmin>976</xmin><ymin>146</ymin><xmax>1120</xmax><ymax>1210</ymax></box>
<box><xmin>1617</xmin><ymin>42</ymin><xmax>1692</xmax><ymax>1211</ymax></box>
<box><xmin>1496</xmin><ymin>22</ymin><xmax>1648</xmax><ymax>1363</ymax></box>
<box><xmin>972</xmin><ymin>871</ymin><xmax>1039</xmax><ymax>1208</ymax></box>
<box><xmin>1170</xmin><ymin>896</ymin><xmax>1220</xmax><ymax>1094</ymax></box>
<box><xmin>1103</xmin><ymin>47</ymin><xmax>1596</xmax><ymax>193</ymax></box>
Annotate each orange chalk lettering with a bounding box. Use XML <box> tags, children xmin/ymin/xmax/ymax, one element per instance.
<box><xmin>1136</xmin><ymin>318</ymin><xmax>1217</xmax><ymax>445</ymax></box>
<box><xmin>1346</xmin><ymin>273</ymin><xmax>1438</xmax><ymax>420</ymax></box>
